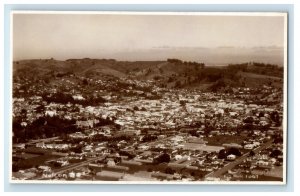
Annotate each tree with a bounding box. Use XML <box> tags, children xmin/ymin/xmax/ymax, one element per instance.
<box><xmin>119</xmin><ymin>151</ymin><xmax>135</xmax><ymax>159</ymax></box>
<box><xmin>165</xmin><ymin>167</ymin><xmax>175</xmax><ymax>175</ymax></box>
<box><xmin>270</xmin><ymin>111</ymin><xmax>281</xmax><ymax>125</ymax></box>
<box><xmin>82</xmin><ymin>78</ymin><xmax>89</xmax><ymax>85</ymax></box>
<box><xmin>189</xmin><ymin>129</ymin><xmax>199</xmax><ymax>137</ymax></box>
<box><xmin>142</xmin><ymin>135</ymin><xmax>158</xmax><ymax>142</ymax></box>
<box><xmin>227</xmin><ymin>148</ymin><xmax>241</xmax><ymax>156</ymax></box>
<box><xmin>153</xmin><ymin>76</ymin><xmax>161</xmax><ymax>80</ymax></box>
<box><xmin>167</xmin><ymin>58</ymin><xmax>183</xmax><ymax>64</ymax></box>
<box><xmin>270</xmin><ymin>149</ymin><xmax>282</xmax><ymax>158</ymax></box>
<box><xmin>224</xmin><ymin>108</ymin><xmax>230</xmax><ymax>114</ymax></box>
<box><xmin>218</xmin><ymin>149</ymin><xmax>227</xmax><ymax>159</ymax></box>
<box><xmin>72</xmin><ymin>145</ymin><xmax>83</xmax><ymax>153</ymax></box>
<box><xmin>21</xmin><ymin>109</ymin><xmax>27</xmax><ymax>114</ymax></box>
<box><xmin>175</xmin><ymin>81</ymin><xmax>181</xmax><ymax>88</ymax></box>
<box><xmin>244</xmin><ymin>117</ymin><xmax>254</xmax><ymax>124</ymax></box>
<box><xmin>249</xmin><ymin>150</ymin><xmax>255</xmax><ymax>157</ymax></box>
<box><xmin>258</xmin><ymin>112</ymin><xmax>265</xmax><ymax>118</ymax></box>
<box><xmin>167</xmin><ymin>77</ymin><xmax>174</xmax><ymax>83</ymax></box>
<box><xmin>36</xmin><ymin>105</ymin><xmax>45</xmax><ymax>113</ymax></box>
<box><xmin>273</xmin><ymin>135</ymin><xmax>283</xmax><ymax>144</ymax></box>
<box><xmin>180</xmin><ymin>100</ymin><xmax>186</xmax><ymax>106</ymax></box>
<box><xmin>153</xmin><ymin>153</ymin><xmax>171</xmax><ymax>164</ymax></box>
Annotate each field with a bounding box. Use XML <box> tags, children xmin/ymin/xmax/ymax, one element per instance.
<box><xmin>14</xmin><ymin>153</ymin><xmax>40</xmax><ymax>159</ymax></box>
<box><xmin>13</xmin><ymin>154</ymin><xmax>60</xmax><ymax>170</ymax></box>
<box><xmin>205</xmin><ymin>135</ymin><xmax>247</xmax><ymax>146</ymax></box>
<box><xmin>238</xmin><ymin>71</ymin><xmax>281</xmax><ymax>80</ymax></box>
<box><xmin>181</xmin><ymin>143</ymin><xmax>224</xmax><ymax>152</ymax></box>
<box><xmin>238</xmin><ymin>71</ymin><xmax>283</xmax><ymax>88</ymax></box>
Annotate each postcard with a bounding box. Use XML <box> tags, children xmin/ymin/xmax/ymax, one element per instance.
<box><xmin>10</xmin><ymin>11</ymin><xmax>287</xmax><ymax>184</ymax></box>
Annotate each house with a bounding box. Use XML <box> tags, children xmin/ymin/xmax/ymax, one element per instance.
<box><xmin>56</xmin><ymin>159</ymin><xmax>69</xmax><ymax>167</ymax></box>
<box><xmin>69</xmin><ymin>132</ymin><xmax>87</xmax><ymax>139</ymax></box>
<box><xmin>115</xmin><ymin>129</ymin><xmax>140</xmax><ymax>137</ymax></box>
<box><xmin>248</xmin><ymin>104</ymin><xmax>258</xmax><ymax>109</ymax></box>
<box><xmin>252</xmin><ymin>142</ymin><xmax>260</xmax><ymax>147</ymax></box>
<box><xmin>20</xmin><ymin>122</ymin><xmax>27</xmax><ymax>127</ymax></box>
<box><xmin>36</xmin><ymin>142</ymin><xmax>45</xmax><ymax>148</ymax></box>
<box><xmin>227</xmin><ymin>154</ymin><xmax>236</xmax><ymax>161</ymax></box>
<box><xmin>255</xmin><ymin>160</ymin><xmax>273</xmax><ymax>170</ymax></box>
<box><xmin>210</xmin><ymin>130</ymin><xmax>220</xmax><ymax>135</ymax></box>
<box><xmin>266</xmin><ymin>130</ymin><xmax>275</xmax><ymax>135</ymax></box>
<box><xmin>256</xmin><ymin>160</ymin><xmax>269</xmax><ymax>166</ymax></box>
<box><xmin>76</xmin><ymin>120</ymin><xmax>94</xmax><ymax>128</ymax></box>
<box><xmin>174</xmin><ymin>156</ymin><xmax>190</xmax><ymax>163</ymax></box>
<box><xmin>68</xmin><ymin>171</ymin><xmax>76</xmax><ymax>179</ymax></box>
<box><xmin>174</xmin><ymin>155</ymin><xmax>183</xmax><ymax>161</ymax></box>
<box><xmin>244</xmin><ymin>144</ymin><xmax>254</xmax><ymax>150</ymax></box>
<box><xmin>72</xmin><ymin>94</ymin><xmax>85</xmax><ymax>100</ymax></box>
<box><xmin>45</xmin><ymin>110</ymin><xmax>57</xmax><ymax>117</ymax></box>
<box><xmin>38</xmin><ymin>165</ymin><xmax>51</xmax><ymax>172</ymax></box>
<box><xmin>106</xmin><ymin>159</ymin><xmax>116</xmax><ymax>167</ymax></box>
<box><xmin>138</xmin><ymin>145</ymin><xmax>150</xmax><ymax>150</ymax></box>
<box><xmin>259</xmin><ymin>120</ymin><xmax>269</xmax><ymax>126</ymax></box>
<box><xmin>13</xmin><ymin>143</ymin><xmax>25</xmax><ymax>149</ymax></box>
<box><xmin>229</xmin><ymin>112</ymin><xmax>238</xmax><ymax>117</ymax></box>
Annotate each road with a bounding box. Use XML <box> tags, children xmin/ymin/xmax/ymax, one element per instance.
<box><xmin>35</xmin><ymin>155</ymin><xmax>107</xmax><ymax>179</ymax></box>
<box><xmin>205</xmin><ymin>140</ymin><xmax>274</xmax><ymax>178</ymax></box>
<box><xmin>26</xmin><ymin>137</ymin><xmax>60</xmax><ymax>145</ymax></box>
<box><xmin>53</xmin><ymin>155</ymin><xmax>106</xmax><ymax>175</ymax></box>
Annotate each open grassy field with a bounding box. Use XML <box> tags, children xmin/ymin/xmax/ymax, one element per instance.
<box><xmin>13</xmin><ymin>154</ymin><xmax>61</xmax><ymax>170</ymax></box>
<box><xmin>205</xmin><ymin>135</ymin><xmax>247</xmax><ymax>146</ymax></box>
<box><xmin>238</xmin><ymin>71</ymin><xmax>281</xmax><ymax>80</ymax></box>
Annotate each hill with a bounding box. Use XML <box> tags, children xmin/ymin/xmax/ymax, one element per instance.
<box><xmin>13</xmin><ymin>58</ymin><xmax>283</xmax><ymax>92</ymax></box>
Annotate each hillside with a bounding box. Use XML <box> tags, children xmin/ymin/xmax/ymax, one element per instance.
<box><xmin>13</xmin><ymin>58</ymin><xmax>283</xmax><ymax>92</ymax></box>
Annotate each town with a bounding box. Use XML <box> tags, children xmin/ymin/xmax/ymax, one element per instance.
<box><xmin>12</xmin><ymin>60</ymin><xmax>284</xmax><ymax>182</ymax></box>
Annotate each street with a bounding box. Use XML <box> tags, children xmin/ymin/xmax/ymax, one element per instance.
<box><xmin>205</xmin><ymin>140</ymin><xmax>274</xmax><ymax>178</ymax></box>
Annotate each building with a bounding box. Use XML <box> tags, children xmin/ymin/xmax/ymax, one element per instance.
<box><xmin>227</xmin><ymin>154</ymin><xmax>237</xmax><ymax>161</ymax></box>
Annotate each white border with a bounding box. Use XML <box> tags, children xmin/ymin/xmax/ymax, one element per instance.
<box><xmin>282</xmin><ymin>11</ymin><xmax>288</xmax><ymax>186</ymax></box>
<box><xmin>12</xmin><ymin>10</ymin><xmax>288</xmax><ymax>16</ymax></box>
<box><xmin>9</xmin><ymin>11</ymin><xmax>288</xmax><ymax>185</ymax></box>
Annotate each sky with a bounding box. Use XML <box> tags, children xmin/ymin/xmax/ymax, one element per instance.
<box><xmin>13</xmin><ymin>13</ymin><xmax>286</xmax><ymax>60</ymax></box>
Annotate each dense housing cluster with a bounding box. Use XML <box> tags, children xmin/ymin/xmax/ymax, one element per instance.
<box><xmin>12</xmin><ymin>60</ymin><xmax>284</xmax><ymax>182</ymax></box>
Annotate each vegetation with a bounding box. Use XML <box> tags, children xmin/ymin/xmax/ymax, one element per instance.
<box><xmin>217</xmin><ymin>148</ymin><xmax>242</xmax><ymax>159</ymax></box>
<box><xmin>12</xmin><ymin>115</ymin><xmax>117</xmax><ymax>143</ymax></box>
<box><xmin>153</xmin><ymin>153</ymin><xmax>171</xmax><ymax>164</ymax></box>
<box><xmin>42</xmin><ymin>92</ymin><xmax>106</xmax><ymax>106</ymax></box>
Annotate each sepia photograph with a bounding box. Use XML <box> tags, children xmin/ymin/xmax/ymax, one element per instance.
<box><xmin>10</xmin><ymin>11</ymin><xmax>287</xmax><ymax>184</ymax></box>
